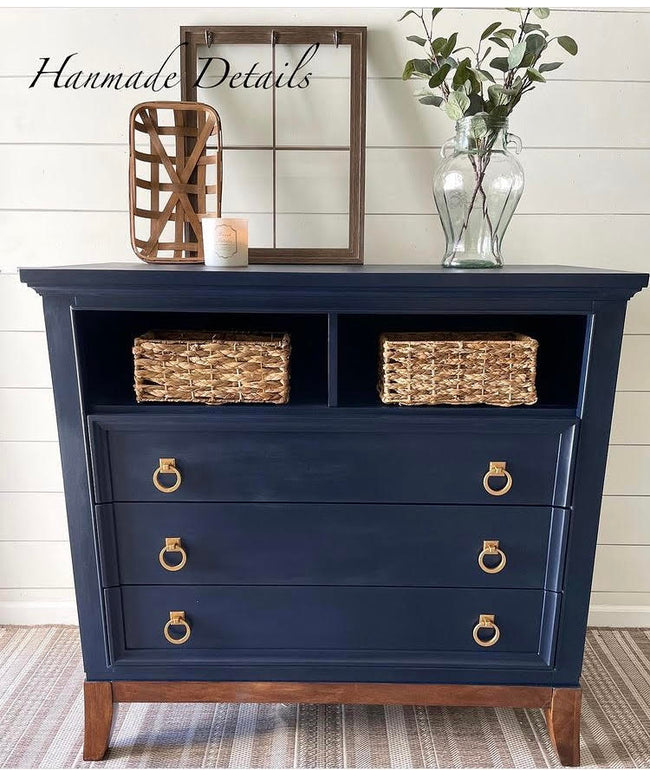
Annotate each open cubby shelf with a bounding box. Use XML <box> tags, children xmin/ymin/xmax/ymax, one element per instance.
<box><xmin>74</xmin><ymin>310</ymin><xmax>329</xmax><ymax>410</ymax></box>
<box><xmin>74</xmin><ymin>310</ymin><xmax>586</xmax><ymax>413</ymax></box>
<box><xmin>336</xmin><ymin>313</ymin><xmax>586</xmax><ymax>410</ymax></box>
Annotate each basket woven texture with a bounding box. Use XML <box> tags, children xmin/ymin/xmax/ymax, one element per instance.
<box><xmin>133</xmin><ymin>331</ymin><xmax>290</xmax><ymax>405</ymax></box>
<box><xmin>379</xmin><ymin>332</ymin><xmax>538</xmax><ymax>407</ymax></box>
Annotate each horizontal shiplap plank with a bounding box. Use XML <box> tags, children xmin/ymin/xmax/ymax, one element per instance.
<box><xmin>0</xmin><ymin>587</ymin><xmax>75</xmax><ymax>603</ymax></box>
<box><xmin>1</xmin><ymin>8</ymin><xmax>648</xmax><ymax>82</ymax></box>
<box><xmin>599</xmin><ymin>497</ymin><xmax>650</xmax><ymax>545</ymax></box>
<box><xmin>618</xmin><ymin>336</ymin><xmax>650</xmax><ymax>392</ymax></box>
<box><xmin>3</xmin><ymin>146</ymin><xmax>650</xmax><ymax>216</ymax></box>
<box><xmin>0</xmin><ymin>212</ymin><xmax>131</xmax><ymax>273</ymax></box>
<box><xmin>588</xmin><ymin>591</ymin><xmax>650</xmax><ymax>626</ymax></box>
<box><xmin>0</xmin><ymin>541</ymin><xmax>72</xmax><ymax>588</ymax></box>
<box><xmin>611</xmin><ymin>391</ymin><xmax>650</xmax><ymax>445</ymax></box>
<box><xmin>3</xmin><ymin>76</ymin><xmax>650</xmax><ymax>150</ymax></box>
<box><xmin>593</xmin><ymin>545</ymin><xmax>650</xmax><ymax>592</ymax></box>
<box><xmin>0</xmin><ymin>493</ymin><xmax>67</xmax><ymax>541</ymax></box>
<box><xmin>5</xmin><ymin>211</ymin><xmax>650</xmax><ymax>285</ymax></box>
<box><xmin>0</xmin><ymin>587</ymin><xmax>77</xmax><ymax>624</ymax></box>
<box><xmin>0</xmin><ymin>332</ymin><xmax>50</xmax><ymax>387</ymax></box>
<box><xmin>0</xmin><ymin>76</ymin><xmax>178</xmax><ymax>145</ymax></box>
<box><xmin>0</xmin><ymin>388</ymin><xmax>57</xmax><ymax>441</ymax></box>
<box><xmin>366</xmin><ymin>148</ymin><xmax>650</xmax><ymax>216</ymax></box>
<box><xmin>0</xmin><ymin>441</ymin><xmax>62</xmax><ymax>493</ymax></box>
<box><xmin>369</xmin><ymin>80</ymin><xmax>650</xmax><ymax>149</ymax></box>
<box><xmin>604</xmin><ymin>445</ymin><xmax>650</xmax><ymax>496</ymax></box>
<box><xmin>0</xmin><ymin>274</ymin><xmax>44</xmax><ymax>331</ymax></box>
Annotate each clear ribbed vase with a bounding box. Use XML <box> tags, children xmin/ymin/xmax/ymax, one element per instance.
<box><xmin>433</xmin><ymin>114</ymin><xmax>524</xmax><ymax>268</ymax></box>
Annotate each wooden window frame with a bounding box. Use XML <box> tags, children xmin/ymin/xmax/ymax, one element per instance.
<box><xmin>180</xmin><ymin>25</ymin><xmax>367</xmax><ymax>264</ymax></box>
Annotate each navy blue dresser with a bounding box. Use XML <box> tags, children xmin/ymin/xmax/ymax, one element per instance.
<box><xmin>20</xmin><ymin>263</ymin><xmax>647</xmax><ymax>765</ymax></box>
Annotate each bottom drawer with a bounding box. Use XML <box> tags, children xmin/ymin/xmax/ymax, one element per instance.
<box><xmin>107</xmin><ymin>586</ymin><xmax>560</xmax><ymax>670</ymax></box>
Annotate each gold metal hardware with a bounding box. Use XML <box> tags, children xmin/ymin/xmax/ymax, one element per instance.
<box><xmin>153</xmin><ymin>458</ymin><xmax>182</xmax><ymax>493</ymax></box>
<box><xmin>472</xmin><ymin>614</ymin><xmax>500</xmax><ymax>647</ymax></box>
<box><xmin>478</xmin><ymin>540</ymin><xmax>507</xmax><ymax>574</ymax></box>
<box><xmin>482</xmin><ymin>461</ymin><xmax>513</xmax><ymax>497</ymax></box>
<box><xmin>158</xmin><ymin>537</ymin><xmax>187</xmax><ymax>572</ymax></box>
<box><xmin>163</xmin><ymin>611</ymin><xmax>191</xmax><ymax>645</ymax></box>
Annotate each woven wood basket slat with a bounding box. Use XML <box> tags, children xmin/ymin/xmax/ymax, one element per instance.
<box><xmin>133</xmin><ymin>331</ymin><xmax>290</xmax><ymax>405</ymax></box>
<box><xmin>379</xmin><ymin>332</ymin><xmax>538</xmax><ymax>407</ymax></box>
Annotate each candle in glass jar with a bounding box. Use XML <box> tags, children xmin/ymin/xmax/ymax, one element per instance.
<box><xmin>201</xmin><ymin>217</ymin><xmax>248</xmax><ymax>267</ymax></box>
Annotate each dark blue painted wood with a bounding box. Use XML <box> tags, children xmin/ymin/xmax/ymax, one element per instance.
<box><xmin>40</xmin><ymin>295</ymin><xmax>109</xmax><ymax>672</ymax></box>
<box><xmin>19</xmin><ymin>264</ymin><xmax>647</xmax><ymax>688</ymax></box>
<box><xmin>99</xmin><ymin>502</ymin><xmax>567</xmax><ymax>590</ymax></box>
<box><xmin>89</xmin><ymin>414</ymin><xmax>576</xmax><ymax>507</ymax></box>
<box><xmin>552</xmin><ymin>301</ymin><xmax>631</xmax><ymax>686</ymax></box>
<box><xmin>111</xmin><ymin>585</ymin><xmax>558</xmax><ymax>662</ymax></box>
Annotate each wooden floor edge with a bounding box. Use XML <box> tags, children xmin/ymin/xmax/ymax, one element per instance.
<box><xmin>109</xmin><ymin>681</ymin><xmax>555</xmax><ymax>708</ymax></box>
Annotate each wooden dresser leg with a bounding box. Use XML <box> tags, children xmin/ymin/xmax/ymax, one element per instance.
<box><xmin>83</xmin><ymin>681</ymin><xmax>114</xmax><ymax>761</ymax></box>
<box><xmin>545</xmin><ymin>687</ymin><xmax>582</xmax><ymax>767</ymax></box>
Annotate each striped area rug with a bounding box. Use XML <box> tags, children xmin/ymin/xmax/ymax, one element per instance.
<box><xmin>0</xmin><ymin>626</ymin><xmax>649</xmax><ymax>768</ymax></box>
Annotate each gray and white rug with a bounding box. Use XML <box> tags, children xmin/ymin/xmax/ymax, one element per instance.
<box><xmin>0</xmin><ymin>626</ymin><xmax>649</xmax><ymax>768</ymax></box>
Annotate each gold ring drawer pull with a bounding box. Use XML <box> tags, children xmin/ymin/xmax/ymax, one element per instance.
<box><xmin>482</xmin><ymin>461</ymin><xmax>512</xmax><ymax>497</ymax></box>
<box><xmin>153</xmin><ymin>458</ymin><xmax>182</xmax><ymax>494</ymax></box>
<box><xmin>163</xmin><ymin>611</ymin><xmax>191</xmax><ymax>645</ymax></box>
<box><xmin>478</xmin><ymin>540</ymin><xmax>507</xmax><ymax>574</ymax></box>
<box><xmin>473</xmin><ymin>614</ymin><xmax>500</xmax><ymax>647</ymax></box>
<box><xmin>158</xmin><ymin>537</ymin><xmax>187</xmax><ymax>572</ymax></box>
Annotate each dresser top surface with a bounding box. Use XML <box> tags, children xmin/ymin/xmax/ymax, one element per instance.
<box><xmin>19</xmin><ymin>262</ymin><xmax>649</xmax><ymax>295</ymax></box>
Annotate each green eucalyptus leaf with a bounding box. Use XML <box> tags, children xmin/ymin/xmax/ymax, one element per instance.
<box><xmin>469</xmin><ymin>114</ymin><xmax>488</xmax><ymax>138</ymax></box>
<box><xmin>506</xmin><ymin>7</ymin><xmax>521</xmax><ymax>12</ymax></box>
<box><xmin>532</xmin><ymin>7</ymin><xmax>550</xmax><ymax>18</ymax></box>
<box><xmin>470</xmin><ymin>66</ymin><xmax>492</xmax><ymax>82</ymax></box>
<box><xmin>445</xmin><ymin>89</ymin><xmax>470</xmax><ymax>120</ymax></box>
<box><xmin>507</xmin><ymin>41</ymin><xmax>527</xmax><ymax>69</ymax></box>
<box><xmin>428</xmin><ymin>62</ymin><xmax>451</xmax><ymax>88</ymax></box>
<box><xmin>493</xmin><ymin>28</ymin><xmax>516</xmax><ymax>39</ymax></box>
<box><xmin>521</xmin><ymin>52</ymin><xmax>535</xmax><ymax>68</ymax></box>
<box><xmin>402</xmin><ymin>59</ymin><xmax>415</xmax><ymax>80</ymax></box>
<box><xmin>439</xmin><ymin>32</ymin><xmax>458</xmax><ymax>58</ymax></box>
<box><xmin>481</xmin><ymin>21</ymin><xmax>502</xmax><ymax>41</ymax></box>
<box><xmin>431</xmin><ymin>8</ymin><xmax>443</xmax><ymax>21</ymax></box>
<box><xmin>406</xmin><ymin>35</ymin><xmax>427</xmax><ymax>46</ymax></box>
<box><xmin>452</xmin><ymin>57</ymin><xmax>471</xmax><ymax>90</ymax></box>
<box><xmin>488</xmin><ymin>83</ymin><xmax>504</xmax><ymax>103</ymax></box>
<box><xmin>432</xmin><ymin>36</ymin><xmax>447</xmax><ymax>54</ymax></box>
<box><xmin>478</xmin><ymin>68</ymin><xmax>496</xmax><ymax>83</ymax></box>
<box><xmin>466</xmin><ymin>93</ymin><xmax>487</xmax><ymax>115</ymax></box>
<box><xmin>558</xmin><ymin>35</ymin><xmax>578</xmax><ymax>55</ymax></box>
<box><xmin>489</xmin><ymin>56</ymin><xmax>510</xmax><ymax>72</ymax></box>
<box><xmin>522</xmin><ymin>22</ymin><xmax>542</xmax><ymax>33</ymax></box>
<box><xmin>412</xmin><ymin>59</ymin><xmax>432</xmax><ymax>75</ymax></box>
<box><xmin>538</xmin><ymin>60</ymin><xmax>563</xmax><ymax>72</ymax></box>
<box><xmin>398</xmin><ymin>9</ymin><xmax>418</xmax><ymax>21</ymax></box>
<box><xmin>526</xmin><ymin>66</ymin><xmax>546</xmax><ymax>82</ymax></box>
<box><xmin>526</xmin><ymin>33</ymin><xmax>546</xmax><ymax>54</ymax></box>
<box><xmin>489</xmin><ymin>36</ymin><xmax>510</xmax><ymax>49</ymax></box>
<box><xmin>418</xmin><ymin>94</ymin><xmax>444</xmax><ymax>106</ymax></box>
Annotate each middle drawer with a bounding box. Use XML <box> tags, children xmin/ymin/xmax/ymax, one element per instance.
<box><xmin>97</xmin><ymin>503</ymin><xmax>567</xmax><ymax>590</ymax></box>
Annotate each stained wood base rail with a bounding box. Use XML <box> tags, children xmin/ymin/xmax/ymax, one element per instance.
<box><xmin>83</xmin><ymin>681</ymin><xmax>582</xmax><ymax>766</ymax></box>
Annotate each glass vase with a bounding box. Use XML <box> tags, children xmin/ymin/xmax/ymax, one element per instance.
<box><xmin>433</xmin><ymin>114</ymin><xmax>524</xmax><ymax>268</ymax></box>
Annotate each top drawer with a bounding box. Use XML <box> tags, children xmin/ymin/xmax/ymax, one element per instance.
<box><xmin>89</xmin><ymin>414</ymin><xmax>576</xmax><ymax>505</ymax></box>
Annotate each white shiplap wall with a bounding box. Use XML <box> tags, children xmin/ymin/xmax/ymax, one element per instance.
<box><xmin>1</xmin><ymin>7</ymin><xmax>649</xmax><ymax>625</ymax></box>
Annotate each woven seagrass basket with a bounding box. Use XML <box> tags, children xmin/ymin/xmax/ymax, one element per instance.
<box><xmin>379</xmin><ymin>332</ymin><xmax>538</xmax><ymax>407</ymax></box>
<box><xmin>133</xmin><ymin>331</ymin><xmax>290</xmax><ymax>405</ymax></box>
